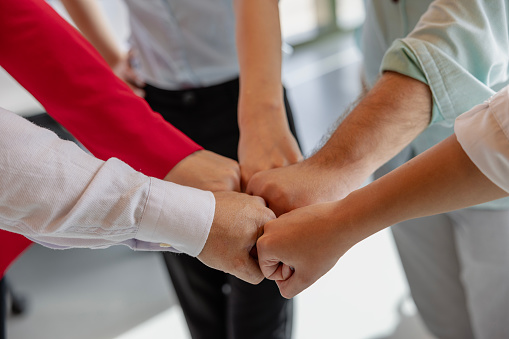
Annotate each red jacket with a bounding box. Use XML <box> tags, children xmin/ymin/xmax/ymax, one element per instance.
<box><xmin>0</xmin><ymin>0</ymin><xmax>202</xmax><ymax>276</ymax></box>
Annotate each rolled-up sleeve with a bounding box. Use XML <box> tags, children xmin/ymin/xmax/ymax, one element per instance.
<box><xmin>0</xmin><ymin>108</ymin><xmax>214</xmax><ymax>255</ymax></box>
<box><xmin>455</xmin><ymin>86</ymin><xmax>509</xmax><ymax>193</ymax></box>
<box><xmin>381</xmin><ymin>0</ymin><xmax>509</xmax><ymax>125</ymax></box>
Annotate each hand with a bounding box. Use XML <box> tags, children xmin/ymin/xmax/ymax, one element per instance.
<box><xmin>257</xmin><ymin>201</ymin><xmax>356</xmax><ymax>298</ymax></box>
<box><xmin>164</xmin><ymin>150</ymin><xmax>241</xmax><ymax>192</ymax></box>
<box><xmin>238</xmin><ymin>108</ymin><xmax>302</xmax><ymax>190</ymax></box>
<box><xmin>246</xmin><ymin>158</ymin><xmax>352</xmax><ymax>216</ymax></box>
<box><xmin>112</xmin><ymin>50</ymin><xmax>145</xmax><ymax>97</ymax></box>
<box><xmin>198</xmin><ymin>191</ymin><xmax>276</xmax><ymax>284</ymax></box>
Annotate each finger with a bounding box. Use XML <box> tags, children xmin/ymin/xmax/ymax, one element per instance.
<box><xmin>125</xmin><ymin>82</ymin><xmax>146</xmax><ymax>98</ymax></box>
<box><xmin>280</xmin><ymin>264</ymin><xmax>295</xmax><ymax>281</ymax></box>
<box><xmin>123</xmin><ymin>72</ymin><xmax>143</xmax><ymax>87</ymax></box>
<box><xmin>259</xmin><ymin>258</ymin><xmax>284</xmax><ymax>280</ymax></box>
<box><xmin>263</xmin><ymin>262</ymin><xmax>294</xmax><ymax>281</ymax></box>
<box><xmin>128</xmin><ymin>77</ymin><xmax>145</xmax><ymax>89</ymax></box>
<box><xmin>276</xmin><ymin>274</ymin><xmax>303</xmax><ymax>299</ymax></box>
<box><xmin>256</xmin><ymin>221</ymin><xmax>265</xmax><ymax>239</ymax></box>
<box><xmin>257</xmin><ymin>232</ymin><xmax>283</xmax><ymax>279</ymax></box>
<box><xmin>245</xmin><ymin>171</ymin><xmax>263</xmax><ymax>196</ymax></box>
<box><xmin>132</xmin><ymin>87</ymin><xmax>146</xmax><ymax>98</ymax></box>
<box><xmin>240</xmin><ymin>165</ymin><xmax>259</xmax><ymax>193</ymax></box>
<box><xmin>124</xmin><ymin>65</ymin><xmax>146</xmax><ymax>87</ymax></box>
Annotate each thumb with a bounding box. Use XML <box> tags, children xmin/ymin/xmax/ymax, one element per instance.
<box><xmin>257</xmin><ymin>233</ymin><xmax>286</xmax><ymax>280</ymax></box>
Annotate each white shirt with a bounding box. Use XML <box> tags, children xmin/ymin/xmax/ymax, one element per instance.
<box><xmin>456</xmin><ymin>86</ymin><xmax>509</xmax><ymax>195</ymax></box>
<box><xmin>0</xmin><ymin>107</ymin><xmax>215</xmax><ymax>256</ymax></box>
<box><xmin>124</xmin><ymin>0</ymin><xmax>239</xmax><ymax>90</ymax></box>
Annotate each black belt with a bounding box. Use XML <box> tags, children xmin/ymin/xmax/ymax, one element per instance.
<box><xmin>144</xmin><ymin>77</ymin><xmax>239</xmax><ymax>107</ymax></box>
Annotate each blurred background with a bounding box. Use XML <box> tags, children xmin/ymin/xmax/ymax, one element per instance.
<box><xmin>1</xmin><ymin>1</ymin><xmax>436</xmax><ymax>338</ymax></box>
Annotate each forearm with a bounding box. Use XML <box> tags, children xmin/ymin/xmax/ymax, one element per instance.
<box><xmin>338</xmin><ymin>134</ymin><xmax>508</xmax><ymax>244</ymax></box>
<box><xmin>257</xmin><ymin>132</ymin><xmax>508</xmax><ymax>298</ymax></box>
<box><xmin>60</xmin><ymin>0</ymin><xmax>123</xmax><ymax>67</ymax></box>
<box><xmin>234</xmin><ymin>0</ymin><xmax>286</xmax><ymax>126</ymax></box>
<box><xmin>0</xmin><ymin>108</ymin><xmax>214</xmax><ymax>253</ymax></box>
<box><xmin>311</xmin><ymin>72</ymin><xmax>432</xmax><ymax>192</ymax></box>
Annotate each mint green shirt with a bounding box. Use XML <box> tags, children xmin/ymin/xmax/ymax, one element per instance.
<box><xmin>362</xmin><ymin>0</ymin><xmax>509</xmax><ymax>209</ymax></box>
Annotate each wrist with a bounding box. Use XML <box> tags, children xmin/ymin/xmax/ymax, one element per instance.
<box><xmin>238</xmin><ymin>107</ymin><xmax>290</xmax><ymax>136</ymax></box>
<box><xmin>320</xmin><ymin>200</ymin><xmax>366</xmax><ymax>253</ymax></box>
<box><xmin>329</xmin><ymin>191</ymin><xmax>384</xmax><ymax>248</ymax></box>
<box><xmin>306</xmin><ymin>148</ymin><xmax>373</xmax><ymax>196</ymax></box>
<box><xmin>337</xmin><ymin>181</ymin><xmax>402</xmax><ymax>242</ymax></box>
<box><xmin>238</xmin><ymin>94</ymin><xmax>286</xmax><ymax>127</ymax></box>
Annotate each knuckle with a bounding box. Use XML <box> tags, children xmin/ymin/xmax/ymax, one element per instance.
<box><xmin>253</xmin><ymin>195</ymin><xmax>266</xmax><ymax>206</ymax></box>
<box><xmin>227</xmin><ymin>167</ymin><xmax>240</xmax><ymax>180</ymax></box>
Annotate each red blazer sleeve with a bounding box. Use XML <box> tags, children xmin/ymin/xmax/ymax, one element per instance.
<box><xmin>0</xmin><ymin>0</ymin><xmax>203</xmax><ymax>276</ymax></box>
<box><xmin>0</xmin><ymin>231</ymin><xmax>32</xmax><ymax>277</ymax></box>
<box><xmin>0</xmin><ymin>0</ymin><xmax>202</xmax><ymax>179</ymax></box>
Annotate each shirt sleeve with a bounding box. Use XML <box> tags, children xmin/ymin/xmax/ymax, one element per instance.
<box><xmin>381</xmin><ymin>0</ymin><xmax>509</xmax><ymax>125</ymax></box>
<box><xmin>455</xmin><ymin>86</ymin><xmax>509</xmax><ymax>194</ymax></box>
<box><xmin>0</xmin><ymin>107</ymin><xmax>214</xmax><ymax>256</ymax></box>
<box><xmin>0</xmin><ymin>0</ymin><xmax>202</xmax><ymax>179</ymax></box>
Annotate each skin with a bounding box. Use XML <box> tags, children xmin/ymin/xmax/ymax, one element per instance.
<box><xmin>63</xmin><ymin>0</ymin><xmax>302</xmax><ymax>193</ymax></box>
<box><xmin>234</xmin><ymin>0</ymin><xmax>303</xmax><ymax>190</ymax></box>
<box><xmin>257</xmin><ymin>135</ymin><xmax>509</xmax><ymax>298</ymax></box>
<box><xmin>199</xmin><ymin>191</ymin><xmax>276</xmax><ymax>285</ymax></box>
<box><xmin>61</xmin><ymin>0</ymin><xmax>279</xmax><ymax>283</ymax></box>
<box><xmin>164</xmin><ymin>150</ymin><xmax>241</xmax><ymax>193</ymax></box>
<box><xmin>247</xmin><ymin>72</ymin><xmax>433</xmax><ymax>215</ymax></box>
<box><xmin>60</xmin><ymin>0</ymin><xmax>145</xmax><ymax>96</ymax></box>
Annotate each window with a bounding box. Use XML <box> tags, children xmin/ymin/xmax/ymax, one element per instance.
<box><xmin>279</xmin><ymin>0</ymin><xmax>364</xmax><ymax>44</ymax></box>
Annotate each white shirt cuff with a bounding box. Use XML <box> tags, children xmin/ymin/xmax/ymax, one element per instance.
<box><xmin>136</xmin><ymin>178</ymin><xmax>215</xmax><ymax>256</ymax></box>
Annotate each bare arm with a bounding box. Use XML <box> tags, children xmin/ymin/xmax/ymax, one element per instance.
<box><xmin>233</xmin><ymin>0</ymin><xmax>302</xmax><ymax>189</ymax></box>
<box><xmin>357</xmin><ymin>135</ymin><xmax>507</xmax><ymax>228</ymax></box>
<box><xmin>248</xmin><ymin>71</ymin><xmax>432</xmax><ymax>215</ymax></box>
<box><xmin>60</xmin><ymin>0</ymin><xmax>145</xmax><ymax>96</ymax></box>
<box><xmin>258</xmin><ymin>134</ymin><xmax>508</xmax><ymax>298</ymax></box>
<box><xmin>60</xmin><ymin>0</ymin><xmax>122</xmax><ymax>67</ymax></box>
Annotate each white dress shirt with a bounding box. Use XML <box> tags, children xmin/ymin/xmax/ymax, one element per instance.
<box><xmin>0</xmin><ymin>107</ymin><xmax>215</xmax><ymax>256</ymax></box>
<box><xmin>124</xmin><ymin>0</ymin><xmax>239</xmax><ymax>90</ymax></box>
<box><xmin>456</xmin><ymin>86</ymin><xmax>509</xmax><ymax>195</ymax></box>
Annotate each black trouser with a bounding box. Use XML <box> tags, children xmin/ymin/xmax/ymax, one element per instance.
<box><xmin>144</xmin><ymin>78</ymin><xmax>297</xmax><ymax>339</ymax></box>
